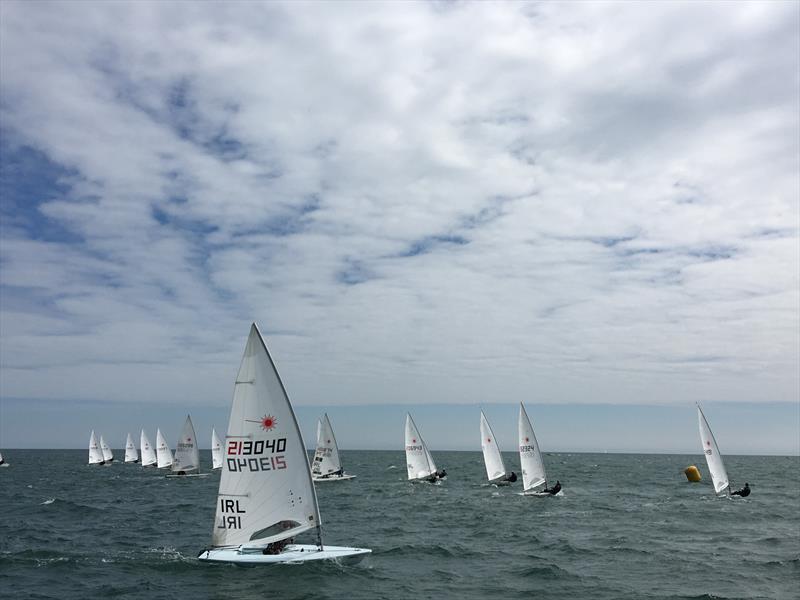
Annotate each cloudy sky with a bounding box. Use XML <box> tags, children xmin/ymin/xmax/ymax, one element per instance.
<box><xmin>1</xmin><ymin>1</ymin><xmax>798</xmax><ymax>452</ymax></box>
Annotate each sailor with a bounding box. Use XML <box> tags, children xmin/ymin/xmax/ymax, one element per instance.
<box><xmin>506</xmin><ymin>472</ymin><xmax>518</xmax><ymax>483</ymax></box>
<box><xmin>547</xmin><ymin>480</ymin><xmax>561</xmax><ymax>495</ymax></box>
<box><xmin>731</xmin><ymin>482</ymin><xmax>751</xmax><ymax>497</ymax></box>
<box><xmin>435</xmin><ymin>469</ymin><xmax>447</xmax><ymax>479</ymax></box>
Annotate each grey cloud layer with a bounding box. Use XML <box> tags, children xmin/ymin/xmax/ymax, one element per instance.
<box><xmin>1</xmin><ymin>1</ymin><xmax>797</xmax><ymax>406</ymax></box>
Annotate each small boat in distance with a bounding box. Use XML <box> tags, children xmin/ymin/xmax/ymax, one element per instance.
<box><xmin>697</xmin><ymin>404</ymin><xmax>731</xmax><ymax>496</ymax></box>
<box><xmin>156</xmin><ymin>428</ymin><xmax>173</xmax><ymax>469</ymax></box>
<box><xmin>480</xmin><ymin>411</ymin><xmax>517</xmax><ymax>486</ymax></box>
<box><xmin>519</xmin><ymin>403</ymin><xmax>560</xmax><ymax>496</ymax></box>
<box><xmin>312</xmin><ymin>413</ymin><xmax>355</xmax><ymax>482</ymax></box>
<box><xmin>167</xmin><ymin>415</ymin><xmax>208</xmax><ymax>478</ymax></box>
<box><xmin>100</xmin><ymin>435</ymin><xmax>114</xmax><ymax>464</ymax></box>
<box><xmin>405</xmin><ymin>413</ymin><xmax>445</xmax><ymax>483</ymax></box>
<box><xmin>197</xmin><ymin>323</ymin><xmax>371</xmax><ymax>564</ymax></box>
<box><xmin>88</xmin><ymin>431</ymin><xmax>104</xmax><ymax>465</ymax></box>
<box><xmin>124</xmin><ymin>433</ymin><xmax>139</xmax><ymax>463</ymax></box>
<box><xmin>140</xmin><ymin>430</ymin><xmax>157</xmax><ymax>467</ymax></box>
<box><xmin>211</xmin><ymin>427</ymin><xmax>223</xmax><ymax>470</ymax></box>
<box><xmin>0</xmin><ymin>450</ymin><xmax>9</xmax><ymax>467</ymax></box>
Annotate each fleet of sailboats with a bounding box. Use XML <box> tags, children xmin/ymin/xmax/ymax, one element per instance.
<box><xmin>197</xmin><ymin>323</ymin><xmax>371</xmax><ymax>564</ymax></box>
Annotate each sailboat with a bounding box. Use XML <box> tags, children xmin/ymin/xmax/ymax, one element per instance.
<box><xmin>405</xmin><ymin>413</ymin><xmax>445</xmax><ymax>482</ymax></box>
<box><xmin>480</xmin><ymin>411</ymin><xmax>517</xmax><ymax>485</ymax></box>
<box><xmin>197</xmin><ymin>323</ymin><xmax>371</xmax><ymax>564</ymax></box>
<box><xmin>312</xmin><ymin>413</ymin><xmax>355</xmax><ymax>482</ymax></box>
<box><xmin>97</xmin><ymin>435</ymin><xmax>113</xmax><ymax>464</ymax></box>
<box><xmin>518</xmin><ymin>403</ymin><xmax>559</xmax><ymax>496</ymax></box>
<box><xmin>211</xmin><ymin>427</ymin><xmax>223</xmax><ymax>470</ymax></box>
<box><xmin>156</xmin><ymin>428</ymin><xmax>173</xmax><ymax>469</ymax></box>
<box><xmin>88</xmin><ymin>430</ymin><xmax>105</xmax><ymax>465</ymax></box>
<box><xmin>140</xmin><ymin>429</ymin><xmax>158</xmax><ymax>467</ymax></box>
<box><xmin>167</xmin><ymin>415</ymin><xmax>208</xmax><ymax>478</ymax></box>
<box><xmin>124</xmin><ymin>433</ymin><xmax>139</xmax><ymax>463</ymax></box>
<box><xmin>697</xmin><ymin>404</ymin><xmax>730</xmax><ymax>496</ymax></box>
<box><xmin>0</xmin><ymin>450</ymin><xmax>9</xmax><ymax>467</ymax></box>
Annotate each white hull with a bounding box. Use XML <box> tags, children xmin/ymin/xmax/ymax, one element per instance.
<box><xmin>165</xmin><ymin>472</ymin><xmax>209</xmax><ymax>478</ymax></box>
<box><xmin>489</xmin><ymin>479</ymin><xmax>513</xmax><ymax>487</ymax></box>
<box><xmin>312</xmin><ymin>474</ymin><xmax>356</xmax><ymax>482</ymax></box>
<box><xmin>198</xmin><ymin>544</ymin><xmax>371</xmax><ymax>565</ymax></box>
<box><xmin>520</xmin><ymin>490</ymin><xmax>562</xmax><ymax>497</ymax></box>
<box><xmin>0</xmin><ymin>463</ymin><xmax>9</xmax><ymax>468</ymax></box>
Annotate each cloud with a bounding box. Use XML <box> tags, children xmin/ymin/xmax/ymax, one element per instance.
<box><xmin>0</xmin><ymin>1</ymin><xmax>797</xmax><ymax>411</ymax></box>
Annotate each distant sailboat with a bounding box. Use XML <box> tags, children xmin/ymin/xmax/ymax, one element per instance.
<box><xmin>167</xmin><ymin>415</ymin><xmax>207</xmax><ymax>477</ymax></box>
<box><xmin>480</xmin><ymin>411</ymin><xmax>517</xmax><ymax>485</ymax></box>
<box><xmin>156</xmin><ymin>428</ymin><xmax>173</xmax><ymax>469</ymax></box>
<box><xmin>140</xmin><ymin>430</ymin><xmax>157</xmax><ymax>467</ymax></box>
<box><xmin>697</xmin><ymin>404</ymin><xmax>730</xmax><ymax>496</ymax></box>
<box><xmin>519</xmin><ymin>403</ymin><xmax>560</xmax><ymax>496</ymax></box>
<box><xmin>100</xmin><ymin>435</ymin><xmax>114</xmax><ymax>464</ymax></box>
<box><xmin>405</xmin><ymin>413</ymin><xmax>445</xmax><ymax>482</ymax></box>
<box><xmin>211</xmin><ymin>427</ymin><xmax>223</xmax><ymax>470</ymax></box>
<box><xmin>0</xmin><ymin>450</ymin><xmax>9</xmax><ymax>467</ymax></box>
<box><xmin>88</xmin><ymin>431</ymin><xmax>104</xmax><ymax>465</ymax></box>
<box><xmin>124</xmin><ymin>433</ymin><xmax>139</xmax><ymax>463</ymax></box>
<box><xmin>197</xmin><ymin>323</ymin><xmax>371</xmax><ymax>564</ymax></box>
<box><xmin>312</xmin><ymin>414</ymin><xmax>355</xmax><ymax>482</ymax></box>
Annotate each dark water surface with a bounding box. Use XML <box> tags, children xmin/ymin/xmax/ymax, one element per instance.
<box><xmin>1</xmin><ymin>450</ymin><xmax>798</xmax><ymax>599</ymax></box>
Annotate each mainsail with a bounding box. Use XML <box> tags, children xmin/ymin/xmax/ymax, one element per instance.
<box><xmin>480</xmin><ymin>411</ymin><xmax>508</xmax><ymax>483</ymax></box>
<box><xmin>124</xmin><ymin>433</ymin><xmax>139</xmax><ymax>463</ymax></box>
<box><xmin>211</xmin><ymin>427</ymin><xmax>223</xmax><ymax>470</ymax></box>
<box><xmin>100</xmin><ymin>435</ymin><xmax>114</xmax><ymax>464</ymax></box>
<box><xmin>312</xmin><ymin>414</ymin><xmax>343</xmax><ymax>478</ymax></box>
<box><xmin>172</xmin><ymin>415</ymin><xmax>200</xmax><ymax>473</ymax></box>
<box><xmin>156</xmin><ymin>428</ymin><xmax>173</xmax><ymax>469</ymax></box>
<box><xmin>210</xmin><ymin>323</ymin><xmax>322</xmax><ymax>549</ymax></box>
<box><xmin>405</xmin><ymin>413</ymin><xmax>437</xmax><ymax>480</ymax></box>
<box><xmin>697</xmin><ymin>404</ymin><xmax>730</xmax><ymax>495</ymax></box>
<box><xmin>88</xmin><ymin>430</ymin><xmax>104</xmax><ymax>465</ymax></box>
<box><xmin>140</xmin><ymin>430</ymin><xmax>157</xmax><ymax>467</ymax></box>
<box><xmin>519</xmin><ymin>403</ymin><xmax>547</xmax><ymax>492</ymax></box>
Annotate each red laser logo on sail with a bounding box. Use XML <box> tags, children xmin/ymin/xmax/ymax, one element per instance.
<box><xmin>261</xmin><ymin>415</ymin><xmax>277</xmax><ymax>431</ymax></box>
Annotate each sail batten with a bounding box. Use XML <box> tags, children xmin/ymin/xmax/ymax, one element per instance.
<box><xmin>519</xmin><ymin>403</ymin><xmax>547</xmax><ymax>492</ymax></box>
<box><xmin>697</xmin><ymin>405</ymin><xmax>730</xmax><ymax>495</ymax></box>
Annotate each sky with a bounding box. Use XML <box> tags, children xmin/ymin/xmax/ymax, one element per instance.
<box><xmin>0</xmin><ymin>1</ymin><xmax>798</xmax><ymax>453</ymax></box>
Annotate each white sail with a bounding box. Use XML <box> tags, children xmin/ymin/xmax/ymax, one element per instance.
<box><xmin>0</xmin><ymin>450</ymin><xmax>6</xmax><ymax>466</ymax></box>
<box><xmin>312</xmin><ymin>414</ymin><xmax>343</xmax><ymax>478</ymax></box>
<box><xmin>211</xmin><ymin>427</ymin><xmax>223</xmax><ymax>470</ymax></box>
<box><xmin>405</xmin><ymin>413</ymin><xmax>437</xmax><ymax>480</ymax></box>
<box><xmin>480</xmin><ymin>411</ymin><xmax>508</xmax><ymax>483</ymax></box>
<box><xmin>140</xmin><ymin>429</ymin><xmax>157</xmax><ymax>467</ymax></box>
<box><xmin>172</xmin><ymin>415</ymin><xmax>200</xmax><ymax>473</ymax></box>
<box><xmin>88</xmin><ymin>430</ymin><xmax>104</xmax><ymax>465</ymax></box>
<box><xmin>519</xmin><ymin>403</ymin><xmax>547</xmax><ymax>492</ymax></box>
<box><xmin>156</xmin><ymin>428</ymin><xmax>173</xmax><ymax>469</ymax></box>
<box><xmin>124</xmin><ymin>433</ymin><xmax>139</xmax><ymax>463</ymax></box>
<box><xmin>100</xmin><ymin>435</ymin><xmax>114</xmax><ymax>463</ymax></box>
<box><xmin>697</xmin><ymin>405</ymin><xmax>730</xmax><ymax>495</ymax></box>
<box><xmin>210</xmin><ymin>323</ymin><xmax>322</xmax><ymax>549</ymax></box>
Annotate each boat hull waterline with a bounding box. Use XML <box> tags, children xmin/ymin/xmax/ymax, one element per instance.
<box><xmin>198</xmin><ymin>544</ymin><xmax>371</xmax><ymax>564</ymax></box>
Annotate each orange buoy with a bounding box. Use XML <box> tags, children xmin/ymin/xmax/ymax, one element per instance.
<box><xmin>684</xmin><ymin>465</ymin><xmax>702</xmax><ymax>482</ymax></box>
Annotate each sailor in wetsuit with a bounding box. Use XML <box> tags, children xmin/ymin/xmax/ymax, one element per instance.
<box><xmin>544</xmin><ymin>480</ymin><xmax>561</xmax><ymax>495</ymax></box>
<box><xmin>731</xmin><ymin>482</ymin><xmax>751</xmax><ymax>497</ymax></box>
<box><xmin>506</xmin><ymin>472</ymin><xmax>518</xmax><ymax>483</ymax></box>
<box><xmin>435</xmin><ymin>469</ymin><xmax>447</xmax><ymax>479</ymax></box>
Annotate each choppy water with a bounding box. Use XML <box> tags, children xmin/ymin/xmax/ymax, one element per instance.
<box><xmin>0</xmin><ymin>450</ymin><xmax>798</xmax><ymax>599</ymax></box>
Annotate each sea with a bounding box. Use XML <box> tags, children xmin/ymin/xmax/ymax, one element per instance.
<box><xmin>1</xmin><ymin>450</ymin><xmax>798</xmax><ymax>600</ymax></box>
